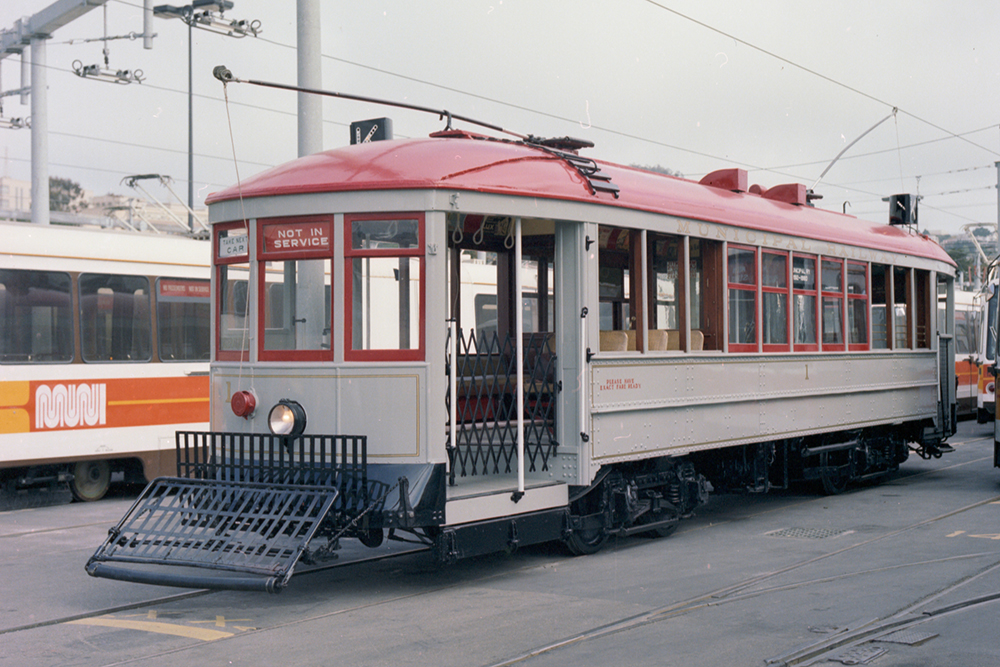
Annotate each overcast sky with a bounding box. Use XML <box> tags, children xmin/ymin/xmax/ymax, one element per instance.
<box><xmin>1</xmin><ymin>1</ymin><xmax>998</xmax><ymax>235</ymax></box>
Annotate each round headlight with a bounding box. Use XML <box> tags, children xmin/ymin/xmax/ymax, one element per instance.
<box><xmin>268</xmin><ymin>399</ymin><xmax>306</xmax><ymax>437</ymax></box>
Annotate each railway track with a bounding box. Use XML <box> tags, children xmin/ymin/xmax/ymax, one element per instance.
<box><xmin>1</xmin><ymin>434</ymin><xmax>995</xmax><ymax>665</ymax></box>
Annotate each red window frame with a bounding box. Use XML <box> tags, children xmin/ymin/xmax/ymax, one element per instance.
<box><xmin>792</xmin><ymin>254</ymin><xmax>819</xmax><ymax>352</ymax></box>
<box><xmin>257</xmin><ymin>216</ymin><xmax>334</xmax><ymax>362</ymax></box>
<box><xmin>214</xmin><ymin>220</ymin><xmax>250</xmax><ymax>362</ymax></box>
<box><xmin>761</xmin><ymin>249</ymin><xmax>791</xmax><ymax>353</ymax></box>
<box><xmin>820</xmin><ymin>258</ymin><xmax>846</xmax><ymax>352</ymax></box>
<box><xmin>344</xmin><ymin>212</ymin><xmax>426</xmax><ymax>362</ymax></box>
<box><xmin>847</xmin><ymin>261</ymin><xmax>869</xmax><ymax>351</ymax></box>
<box><xmin>727</xmin><ymin>244</ymin><xmax>758</xmax><ymax>353</ymax></box>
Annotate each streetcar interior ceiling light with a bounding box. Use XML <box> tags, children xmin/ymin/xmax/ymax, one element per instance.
<box><xmin>268</xmin><ymin>400</ymin><xmax>306</xmax><ymax>437</ymax></box>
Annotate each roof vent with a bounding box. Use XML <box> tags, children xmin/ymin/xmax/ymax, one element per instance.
<box><xmin>699</xmin><ymin>168</ymin><xmax>748</xmax><ymax>193</ymax></box>
<box><xmin>762</xmin><ymin>183</ymin><xmax>808</xmax><ymax>206</ymax></box>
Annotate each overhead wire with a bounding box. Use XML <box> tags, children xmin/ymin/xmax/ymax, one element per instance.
<box><xmin>6</xmin><ymin>0</ymin><xmax>997</xmax><ymax>217</ymax></box>
<box><xmin>639</xmin><ymin>0</ymin><xmax>1000</xmax><ymax>159</ymax></box>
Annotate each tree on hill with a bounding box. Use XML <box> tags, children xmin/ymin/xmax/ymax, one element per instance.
<box><xmin>50</xmin><ymin>177</ymin><xmax>84</xmax><ymax>212</ymax></box>
<box><xmin>631</xmin><ymin>164</ymin><xmax>684</xmax><ymax>178</ymax></box>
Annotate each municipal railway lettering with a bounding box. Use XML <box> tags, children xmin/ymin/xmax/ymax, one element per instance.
<box><xmin>35</xmin><ymin>383</ymin><xmax>107</xmax><ymax>429</ymax></box>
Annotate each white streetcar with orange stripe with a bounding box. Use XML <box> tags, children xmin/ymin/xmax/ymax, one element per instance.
<box><xmin>1</xmin><ymin>221</ymin><xmax>210</xmax><ymax>504</ymax></box>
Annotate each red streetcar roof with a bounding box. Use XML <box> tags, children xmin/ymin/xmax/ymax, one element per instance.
<box><xmin>206</xmin><ymin>134</ymin><xmax>954</xmax><ymax>266</ymax></box>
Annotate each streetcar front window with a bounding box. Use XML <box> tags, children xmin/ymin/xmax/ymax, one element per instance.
<box><xmin>262</xmin><ymin>258</ymin><xmax>331</xmax><ymax>354</ymax></box>
<box><xmin>215</xmin><ymin>222</ymin><xmax>250</xmax><ymax>361</ymax></box>
<box><xmin>258</xmin><ymin>218</ymin><xmax>334</xmax><ymax>361</ymax></box>
<box><xmin>0</xmin><ymin>269</ymin><xmax>74</xmax><ymax>363</ymax></box>
<box><xmin>218</xmin><ymin>264</ymin><xmax>249</xmax><ymax>359</ymax></box>
<box><xmin>345</xmin><ymin>214</ymin><xmax>424</xmax><ymax>360</ymax></box>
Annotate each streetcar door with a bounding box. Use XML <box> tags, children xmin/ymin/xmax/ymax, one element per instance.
<box><xmin>446</xmin><ymin>215</ymin><xmax>558</xmax><ymax>483</ymax></box>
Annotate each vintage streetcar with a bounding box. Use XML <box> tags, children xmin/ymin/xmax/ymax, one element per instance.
<box><xmin>87</xmin><ymin>113</ymin><xmax>957</xmax><ymax>592</ymax></box>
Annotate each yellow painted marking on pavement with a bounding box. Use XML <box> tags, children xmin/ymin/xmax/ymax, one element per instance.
<box><xmin>947</xmin><ymin>530</ymin><xmax>966</xmax><ymax>537</ymax></box>
<box><xmin>68</xmin><ymin>617</ymin><xmax>233</xmax><ymax>641</ymax></box>
<box><xmin>147</xmin><ymin>611</ymin><xmax>157</xmax><ymax>620</ymax></box>
<box><xmin>969</xmin><ymin>533</ymin><xmax>1000</xmax><ymax>540</ymax></box>
<box><xmin>189</xmin><ymin>616</ymin><xmax>250</xmax><ymax>628</ymax></box>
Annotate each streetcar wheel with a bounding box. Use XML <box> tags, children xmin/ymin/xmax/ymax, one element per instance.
<box><xmin>69</xmin><ymin>460</ymin><xmax>111</xmax><ymax>502</ymax></box>
<box><xmin>358</xmin><ymin>528</ymin><xmax>384</xmax><ymax>548</ymax></box>
<box><xmin>819</xmin><ymin>470</ymin><xmax>849</xmax><ymax>495</ymax></box>
<box><xmin>649</xmin><ymin>520</ymin><xmax>678</xmax><ymax>539</ymax></box>
<box><xmin>564</xmin><ymin>523</ymin><xmax>607</xmax><ymax>555</ymax></box>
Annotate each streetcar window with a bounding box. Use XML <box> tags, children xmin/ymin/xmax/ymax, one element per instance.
<box><xmin>0</xmin><ymin>269</ymin><xmax>74</xmax><ymax>363</ymax></box>
<box><xmin>847</xmin><ymin>262</ymin><xmax>868</xmax><ymax>349</ymax></box>
<box><xmin>691</xmin><ymin>238</ymin><xmax>723</xmax><ymax>351</ymax></box>
<box><xmin>345</xmin><ymin>214</ymin><xmax>424</xmax><ymax>360</ymax></box>
<box><xmin>914</xmin><ymin>270</ymin><xmax>931</xmax><ymax>349</ymax></box>
<box><xmin>79</xmin><ymin>274</ymin><xmax>151</xmax><ymax>362</ymax></box>
<box><xmin>821</xmin><ymin>259</ymin><xmax>845</xmax><ymax>350</ymax></box>
<box><xmin>893</xmin><ymin>266</ymin><xmax>910</xmax><ymax>349</ymax></box>
<box><xmin>156</xmin><ymin>278</ymin><xmax>210</xmax><ymax>361</ymax></box>
<box><xmin>649</xmin><ymin>234</ymin><xmax>679</xmax><ymax>330</ymax></box>
<box><xmin>256</xmin><ymin>218</ymin><xmax>334</xmax><ymax>361</ymax></box>
<box><xmin>987</xmin><ymin>291</ymin><xmax>998</xmax><ymax>362</ymax></box>
<box><xmin>215</xmin><ymin>222</ymin><xmax>250</xmax><ymax>362</ymax></box>
<box><xmin>218</xmin><ymin>265</ymin><xmax>249</xmax><ymax>359</ymax></box>
<box><xmin>762</xmin><ymin>250</ymin><xmax>789</xmax><ymax>350</ymax></box>
<box><xmin>954</xmin><ymin>309</ymin><xmax>975</xmax><ymax>355</ymax></box>
<box><xmin>727</xmin><ymin>245</ymin><xmax>756</xmax><ymax>351</ymax></box>
<box><xmin>870</xmin><ymin>264</ymin><xmax>889</xmax><ymax>349</ymax></box>
<box><xmin>261</xmin><ymin>259</ymin><xmax>332</xmax><ymax>355</ymax></box>
<box><xmin>597</xmin><ymin>226</ymin><xmax>633</xmax><ymax>336</ymax></box>
<box><xmin>793</xmin><ymin>255</ymin><xmax>818</xmax><ymax>350</ymax></box>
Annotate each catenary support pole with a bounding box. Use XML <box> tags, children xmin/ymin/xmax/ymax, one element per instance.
<box><xmin>30</xmin><ymin>37</ymin><xmax>48</xmax><ymax>225</ymax></box>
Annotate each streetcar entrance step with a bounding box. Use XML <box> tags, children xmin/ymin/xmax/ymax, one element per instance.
<box><xmin>85</xmin><ymin>477</ymin><xmax>338</xmax><ymax>593</ymax></box>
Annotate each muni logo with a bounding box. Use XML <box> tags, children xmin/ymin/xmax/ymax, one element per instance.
<box><xmin>35</xmin><ymin>383</ymin><xmax>107</xmax><ymax>429</ymax></box>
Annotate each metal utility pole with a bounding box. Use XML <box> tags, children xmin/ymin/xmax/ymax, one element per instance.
<box><xmin>297</xmin><ymin>0</ymin><xmax>322</xmax><ymax>157</ymax></box>
<box><xmin>153</xmin><ymin>1</ymin><xmax>260</xmax><ymax>231</ymax></box>
<box><xmin>1</xmin><ymin>0</ymin><xmax>114</xmax><ymax>224</ymax></box>
<box><xmin>29</xmin><ymin>37</ymin><xmax>47</xmax><ymax>225</ymax></box>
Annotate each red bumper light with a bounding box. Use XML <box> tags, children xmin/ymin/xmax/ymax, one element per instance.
<box><xmin>231</xmin><ymin>390</ymin><xmax>256</xmax><ymax>418</ymax></box>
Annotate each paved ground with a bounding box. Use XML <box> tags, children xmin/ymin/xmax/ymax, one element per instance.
<box><xmin>1</xmin><ymin>419</ymin><xmax>997</xmax><ymax>667</ymax></box>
